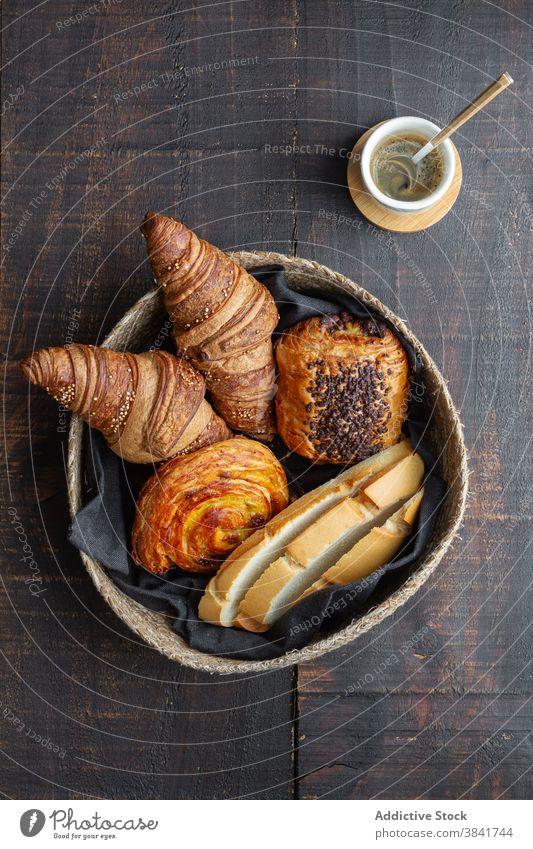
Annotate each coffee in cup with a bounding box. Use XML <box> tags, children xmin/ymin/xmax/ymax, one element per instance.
<box><xmin>370</xmin><ymin>133</ymin><xmax>445</xmax><ymax>202</ymax></box>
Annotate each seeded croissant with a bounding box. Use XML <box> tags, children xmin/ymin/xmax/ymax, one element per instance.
<box><xmin>141</xmin><ymin>212</ymin><xmax>279</xmax><ymax>440</ymax></box>
<box><xmin>20</xmin><ymin>345</ymin><xmax>231</xmax><ymax>463</ymax></box>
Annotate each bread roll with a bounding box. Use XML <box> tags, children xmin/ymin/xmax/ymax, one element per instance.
<box><xmin>298</xmin><ymin>489</ymin><xmax>424</xmax><ymax>597</ymax></box>
<box><xmin>236</xmin><ymin>452</ymin><xmax>424</xmax><ymax>631</ymax></box>
<box><xmin>198</xmin><ymin>439</ymin><xmax>416</xmax><ymax>626</ymax></box>
<box><xmin>275</xmin><ymin>313</ymin><xmax>410</xmax><ymax>464</ymax></box>
<box><xmin>132</xmin><ymin>438</ymin><xmax>288</xmax><ymax>574</ymax></box>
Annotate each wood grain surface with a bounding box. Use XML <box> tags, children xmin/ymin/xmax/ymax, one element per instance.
<box><xmin>1</xmin><ymin>0</ymin><xmax>531</xmax><ymax>800</ymax></box>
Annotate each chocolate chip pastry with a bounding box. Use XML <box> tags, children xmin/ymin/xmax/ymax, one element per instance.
<box><xmin>275</xmin><ymin>313</ymin><xmax>410</xmax><ymax>464</ymax></box>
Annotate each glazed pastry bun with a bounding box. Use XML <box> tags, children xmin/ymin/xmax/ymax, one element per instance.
<box><xmin>275</xmin><ymin>314</ymin><xmax>410</xmax><ymax>464</ymax></box>
<box><xmin>131</xmin><ymin>438</ymin><xmax>288</xmax><ymax>574</ymax></box>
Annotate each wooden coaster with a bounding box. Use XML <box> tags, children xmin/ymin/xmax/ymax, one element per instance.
<box><xmin>347</xmin><ymin>123</ymin><xmax>462</xmax><ymax>233</ymax></box>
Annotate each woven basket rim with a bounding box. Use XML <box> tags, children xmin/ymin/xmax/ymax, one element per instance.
<box><xmin>67</xmin><ymin>251</ymin><xmax>468</xmax><ymax>674</ymax></box>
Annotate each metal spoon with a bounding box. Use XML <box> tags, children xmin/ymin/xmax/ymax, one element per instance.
<box><xmin>393</xmin><ymin>72</ymin><xmax>513</xmax><ymax>188</ymax></box>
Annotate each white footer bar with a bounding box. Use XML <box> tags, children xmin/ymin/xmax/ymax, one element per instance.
<box><xmin>3</xmin><ymin>799</ymin><xmax>530</xmax><ymax>848</ymax></box>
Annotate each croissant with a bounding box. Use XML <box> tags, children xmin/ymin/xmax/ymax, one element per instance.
<box><xmin>20</xmin><ymin>345</ymin><xmax>231</xmax><ymax>464</ymax></box>
<box><xmin>140</xmin><ymin>212</ymin><xmax>279</xmax><ymax>440</ymax></box>
<box><xmin>275</xmin><ymin>314</ymin><xmax>410</xmax><ymax>464</ymax></box>
<box><xmin>131</xmin><ymin>437</ymin><xmax>289</xmax><ymax>574</ymax></box>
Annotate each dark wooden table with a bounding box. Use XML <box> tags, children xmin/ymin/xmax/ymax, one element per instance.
<box><xmin>2</xmin><ymin>0</ymin><xmax>531</xmax><ymax>800</ymax></box>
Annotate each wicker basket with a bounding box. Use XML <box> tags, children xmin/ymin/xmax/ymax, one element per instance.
<box><xmin>67</xmin><ymin>252</ymin><xmax>468</xmax><ymax>674</ymax></box>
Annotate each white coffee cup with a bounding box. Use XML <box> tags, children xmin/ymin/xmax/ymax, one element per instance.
<box><xmin>360</xmin><ymin>116</ymin><xmax>455</xmax><ymax>212</ymax></box>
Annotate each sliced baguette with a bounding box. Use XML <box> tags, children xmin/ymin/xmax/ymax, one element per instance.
<box><xmin>198</xmin><ymin>439</ymin><xmax>413</xmax><ymax>627</ymax></box>
<box><xmin>298</xmin><ymin>488</ymin><xmax>424</xmax><ymax>598</ymax></box>
<box><xmin>235</xmin><ymin>454</ymin><xmax>424</xmax><ymax>632</ymax></box>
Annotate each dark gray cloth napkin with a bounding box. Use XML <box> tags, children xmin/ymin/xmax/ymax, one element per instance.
<box><xmin>69</xmin><ymin>267</ymin><xmax>446</xmax><ymax>661</ymax></box>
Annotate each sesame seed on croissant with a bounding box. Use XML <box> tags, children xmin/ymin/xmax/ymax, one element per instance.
<box><xmin>20</xmin><ymin>344</ymin><xmax>231</xmax><ymax>464</ymax></box>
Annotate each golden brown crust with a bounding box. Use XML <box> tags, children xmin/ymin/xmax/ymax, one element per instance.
<box><xmin>140</xmin><ymin>212</ymin><xmax>278</xmax><ymax>439</ymax></box>
<box><xmin>275</xmin><ymin>314</ymin><xmax>410</xmax><ymax>464</ymax></box>
<box><xmin>20</xmin><ymin>345</ymin><xmax>231</xmax><ymax>463</ymax></box>
<box><xmin>131</xmin><ymin>437</ymin><xmax>289</xmax><ymax>574</ymax></box>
